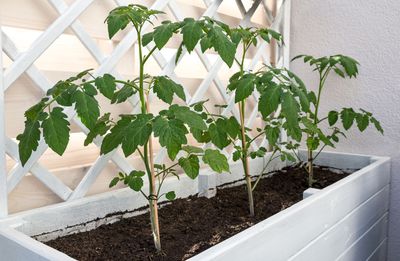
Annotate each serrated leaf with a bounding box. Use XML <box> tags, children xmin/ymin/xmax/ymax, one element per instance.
<box><xmin>109</xmin><ymin>177</ymin><xmax>120</xmax><ymax>188</ymax></box>
<box><xmin>142</xmin><ymin>32</ymin><xmax>153</xmax><ymax>46</ymax></box>
<box><xmin>100</xmin><ymin>117</ymin><xmax>130</xmax><ymax>154</ymax></box>
<box><xmin>73</xmin><ymin>90</ymin><xmax>100</xmax><ymax>129</ymax></box>
<box><xmin>170</xmin><ymin>105</ymin><xmax>207</xmax><ymax>130</ymax></box>
<box><xmin>328</xmin><ymin>111</ymin><xmax>339</xmax><ymax>126</ymax></box>
<box><xmin>105</xmin><ymin>10</ymin><xmax>130</xmax><ymax>39</ymax></box>
<box><xmin>232</xmin><ymin>150</ymin><xmax>241</xmax><ymax>161</ymax></box>
<box><xmin>281</xmin><ymin>92</ymin><xmax>300</xmax><ymax>131</ymax></box>
<box><xmin>153</xmin><ymin>116</ymin><xmax>188</xmax><ymax>160</ymax></box>
<box><xmin>128</xmin><ymin>176</ymin><xmax>144</xmax><ymax>192</ymax></box>
<box><xmin>95</xmin><ymin>74</ymin><xmax>116</xmax><ymax>100</ymax></box>
<box><xmin>258</xmin><ymin>83</ymin><xmax>281</xmax><ymax>118</ymax></box>
<box><xmin>179</xmin><ymin>155</ymin><xmax>200</xmax><ymax>179</ymax></box>
<box><xmin>307</xmin><ymin>137</ymin><xmax>320</xmax><ymax>150</ymax></box>
<box><xmin>203</xmin><ymin>149</ymin><xmax>229</xmax><ymax>173</ymax></box>
<box><xmin>235</xmin><ymin>74</ymin><xmax>256</xmax><ymax>103</ymax></box>
<box><xmin>182</xmin><ymin>145</ymin><xmax>203</xmax><ymax>154</ymax></box>
<box><xmin>225</xmin><ymin>116</ymin><xmax>240</xmax><ymax>139</ymax></box>
<box><xmin>265</xmin><ymin>126</ymin><xmax>280</xmax><ymax>146</ymax></box>
<box><xmin>370</xmin><ymin>117</ymin><xmax>383</xmax><ymax>134</ymax></box>
<box><xmin>356</xmin><ymin>113</ymin><xmax>369</xmax><ymax>132</ymax></box>
<box><xmin>84</xmin><ymin>113</ymin><xmax>111</xmax><ymax>146</ymax></box>
<box><xmin>42</xmin><ymin>107</ymin><xmax>70</xmax><ymax>156</ymax></box>
<box><xmin>209</xmin><ymin>120</ymin><xmax>230</xmax><ymax>149</ymax></box>
<box><xmin>153</xmin><ymin>76</ymin><xmax>186</xmax><ymax>104</ymax></box>
<box><xmin>340</xmin><ymin>108</ymin><xmax>356</xmax><ymax>130</ymax></box>
<box><xmin>209</xmin><ymin>26</ymin><xmax>236</xmax><ymax>67</ymax></box>
<box><xmin>17</xmin><ymin>119</ymin><xmax>41</xmax><ymax>166</ymax></box>
<box><xmin>121</xmin><ymin>114</ymin><xmax>153</xmax><ymax>157</ymax></box>
<box><xmin>83</xmin><ymin>83</ymin><xmax>97</xmax><ymax>96</ymax></box>
<box><xmin>111</xmin><ymin>84</ymin><xmax>136</xmax><ymax>104</ymax></box>
<box><xmin>153</xmin><ymin>22</ymin><xmax>176</xmax><ymax>49</ymax></box>
<box><xmin>166</xmin><ymin>191</ymin><xmax>176</xmax><ymax>200</ymax></box>
<box><xmin>181</xmin><ymin>18</ymin><xmax>203</xmax><ymax>52</ymax></box>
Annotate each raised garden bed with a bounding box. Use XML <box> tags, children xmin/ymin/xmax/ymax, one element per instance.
<box><xmin>0</xmin><ymin>150</ymin><xmax>390</xmax><ymax>261</ymax></box>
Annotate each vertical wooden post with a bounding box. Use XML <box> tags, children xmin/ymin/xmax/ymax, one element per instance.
<box><xmin>0</xmin><ymin>26</ymin><xmax>9</xmax><ymax>218</ymax></box>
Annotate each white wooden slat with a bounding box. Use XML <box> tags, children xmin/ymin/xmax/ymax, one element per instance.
<box><xmin>366</xmin><ymin>238</ymin><xmax>387</xmax><ymax>261</ymax></box>
<box><xmin>190</xmin><ymin>156</ymin><xmax>390</xmax><ymax>261</ymax></box>
<box><xmin>3</xmin><ymin>0</ymin><xmax>95</xmax><ymax>90</ymax></box>
<box><xmin>48</xmin><ymin>0</ymin><xmax>105</xmax><ymax>64</ymax></box>
<box><xmin>68</xmin><ymin>152</ymin><xmax>114</xmax><ymax>201</ymax></box>
<box><xmin>0</xmin><ymin>228</ymin><xmax>75</xmax><ymax>261</ymax></box>
<box><xmin>5</xmin><ymin>138</ymin><xmax>72</xmax><ymax>201</ymax></box>
<box><xmin>289</xmin><ymin>185</ymin><xmax>389</xmax><ymax>260</ymax></box>
<box><xmin>282</xmin><ymin>0</ymin><xmax>291</xmax><ymax>69</ymax></box>
<box><xmin>3</xmin><ymin>30</ymin><xmax>137</xmax><ymax>179</ymax></box>
<box><xmin>0</xmin><ymin>27</ymin><xmax>8</xmax><ymax>217</ymax></box>
<box><xmin>336</xmin><ymin>214</ymin><xmax>388</xmax><ymax>261</ymax></box>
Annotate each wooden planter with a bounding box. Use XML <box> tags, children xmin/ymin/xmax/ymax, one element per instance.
<box><xmin>0</xmin><ymin>151</ymin><xmax>390</xmax><ymax>261</ymax></box>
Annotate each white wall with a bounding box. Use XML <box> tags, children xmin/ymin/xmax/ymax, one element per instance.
<box><xmin>290</xmin><ymin>1</ymin><xmax>400</xmax><ymax>259</ymax></box>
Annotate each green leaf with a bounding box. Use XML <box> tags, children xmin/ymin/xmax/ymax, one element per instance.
<box><xmin>73</xmin><ymin>90</ymin><xmax>100</xmax><ymax>129</ymax></box>
<box><xmin>17</xmin><ymin>118</ymin><xmax>41</xmax><ymax>166</ymax></box>
<box><xmin>307</xmin><ymin>137</ymin><xmax>320</xmax><ymax>150</ymax></box>
<box><xmin>109</xmin><ymin>177</ymin><xmax>120</xmax><ymax>188</ymax></box>
<box><xmin>258</xmin><ymin>83</ymin><xmax>281</xmax><ymax>118</ymax></box>
<box><xmin>235</xmin><ymin>74</ymin><xmax>256</xmax><ymax>102</ymax></box>
<box><xmin>153</xmin><ymin>116</ymin><xmax>188</xmax><ymax>160</ymax></box>
<box><xmin>95</xmin><ymin>74</ymin><xmax>116</xmax><ymax>100</ymax></box>
<box><xmin>203</xmin><ymin>149</ymin><xmax>229</xmax><ymax>173</ymax></box>
<box><xmin>170</xmin><ymin>105</ymin><xmax>207</xmax><ymax>130</ymax></box>
<box><xmin>182</xmin><ymin>145</ymin><xmax>204</xmax><ymax>154</ymax></box>
<box><xmin>128</xmin><ymin>176</ymin><xmax>144</xmax><ymax>192</ymax></box>
<box><xmin>232</xmin><ymin>150</ymin><xmax>241</xmax><ymax>161</ymax></box>
<box><xmin>142</xmin><ymin>32</ymin><xmax>153</xmax><ymax>46</ymax></box>
<box><xmin>83</xmin><ymin>83</ymin><xmax>97</xmax><ymax>96</ymax></box>
<box><xmin>370</xmin><ymin>116</ymin><xmax>383</xmax><ymax>134</ymax></box>
<box><xmin>328</xmin><ymin>111</ymin><xmax>339</xmax><ymax>126</ymax></box>
<box><xmin>179</xmin><ymin>155</ymin><xmax>200</xmax><ymax>179</ymax></box>
<box><xmin>225</xmin><ymin>116</ymin><xmax>240</xmax><ymax>139</ymax></box>
<box><xmin>265</xmin><ymin>126</ymin><xmax>280</xmax><ymax>146</ymax></box>
<box><xmin>42</xmin><ymin>107</ymin><xmax>70</xmax><ymax>156</ymax></box>
<box><xmin>105</xmin><ymin>10</ymin><xmax>130</xmax><ymax>39</ymax></box>
<box><xmin>153</xmin><ymin>76</ymin><xmax>186</xmax><ymax>104</ymax></box>
<box><xmin>340</xmin><ymin>108</ymin><xmax>356</xmax><ymax>130</ymax></box>
<box><xmin>101</xmin><ymin>117</ymin><xmax>130</xmax><ymax>154</ymax></box>
<box><xmin>121</xmin><ymin>114</ymin><xmax>153</xmax><ymax>157</ymax></box>
<box><xmin>356</xmin><ymin>113</ymin><xmax>369</xmax><ymax>132</ymax></box>
<box><xmin>209</xmin><ymin>120</ymin><xmax>230</xmax><ymax>149</ymax></box>
<box><xmin>165</xmin><ymin>191</ymin><xmax>176</xmax><ymax>201</ymax></box>
<box><xmin>209</xmin><ymin>26</ymin><xmax>236</xmax><ymax>67</ymax></box>
<box><xmin>84</xmin><ymin>113</ymin><xmax>111</xmax><ymax>146</ymax></box>
<box><xmin>181</xmin><ymin>18</ymin><xmax>203</xmax><ymax>52</ymax></box>
<box><xmin>56</xmin><ymin>85</ymin><xmax>77</xmax><ymax>106</ymax></box>
<box><xmin>111</xmin><ymin>84</ymin><xmax>136</xmax><ymax>104</ymax></box>
<box><xmin>281</xmin><ymin>92</ymin><xmax>300</xmax><ymax>133</ymax></box>
<box><xmin>153</xmin><ymin>22</ymin><xmax>177</xmax><ymax>49</ymax></box>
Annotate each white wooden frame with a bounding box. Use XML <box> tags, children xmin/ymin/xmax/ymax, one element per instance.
<box><xmin>0</xmin><ymin>151</ymin><xmax>390</xmax><ymax>260</ymax></box>
<box><xmin>0</xmin><ymin>0</ymin><xmax>291</xmax><ymax>217</ymax></box>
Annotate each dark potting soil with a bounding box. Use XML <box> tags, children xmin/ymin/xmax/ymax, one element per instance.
<box><xmin>46</xmin><ymin>165</ymin><xmax>351</xmax><ymax>261</ymax></box>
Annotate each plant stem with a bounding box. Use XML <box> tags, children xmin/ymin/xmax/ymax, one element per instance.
<box><xmin>238</xmin><ymin>42</ymin><xmax>255</xmax><ymax>216</ymax></box>
<box><xmin>137</xmin><ymin>28</ymin><xmax>161</xmax><ymax>251</ymax></box>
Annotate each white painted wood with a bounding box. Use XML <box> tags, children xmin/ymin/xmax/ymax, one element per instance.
<box><xmin>367</xmin><ymin>238</ymin><xmax>387</xmax><ymax>261</ymax></box>
<box><xmin>0</xmin><ymin>152</ymin><xmax>390</xmax><ymax>261</ymax></box>
<box><xmin>302</xmin><ymin>188</ymin><xmax>320</xmax><ymax>199</ymax></box>
<box><xmin>189</xmin><ymin>153</ymin><xmax>390</xmax><ymax>261</ymax></box>
<box><xmin>336</xmin><ymin>214</ymin><xmax>388</xmax><ymax>261</ymax></box>
<box><xmin>3</xmin><ymin>0</ymin><xmax>95</xmax><ymax>90</ymax></box>
<box><xmin>0</xmin><ymin>26</ymin><xmax>8</xmax><ymax>218</ymax></box>
<box><xmin>0</xmin><ymin>228</ymin><xmax>74</xmax><ymax>261</ymax></box>
<box><xmin>291</xmin><ymin>185</ymin><xmax>389</xmax><ymax>260</ymax></box>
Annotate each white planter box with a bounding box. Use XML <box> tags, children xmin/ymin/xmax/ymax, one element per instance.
<box><xmin>0</xmin><ymin>151</ymin><xmax>390</xmax><ymax>261</ymax></box>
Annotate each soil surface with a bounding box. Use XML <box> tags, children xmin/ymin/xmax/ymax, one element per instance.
<box><xmin>46</xmin><ymin>165</ymin><xmax>350</xmax><ymax>261</ymax></box>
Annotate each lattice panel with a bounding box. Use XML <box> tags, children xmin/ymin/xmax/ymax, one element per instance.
<box><xmin>0</xmin><ymin>0</ymin><xmax>291</xmax><ymax>217</ymax></box>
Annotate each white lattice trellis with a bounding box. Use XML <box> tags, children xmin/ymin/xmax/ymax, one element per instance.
<box><xmin>0</xmin><ymin>0</ymin><xmax>291</xmax><ymax>218</ymax></box>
